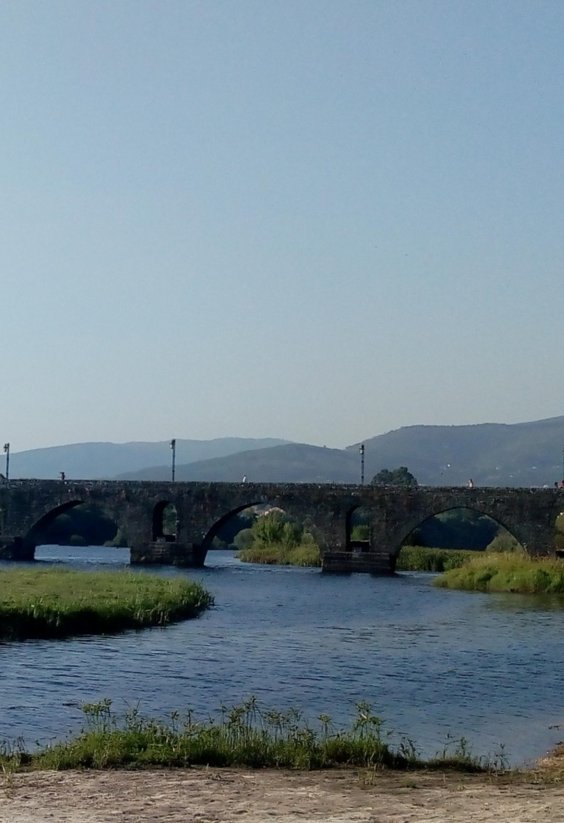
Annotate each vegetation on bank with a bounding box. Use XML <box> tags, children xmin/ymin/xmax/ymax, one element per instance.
<box><xmin>396</xmin><ymin>533</ymin><xmax>524</xmax><ymax>572</ymax></box>
<box><xmin>434</xmin><ymin>551</ymin><xmax>564</xmax><ymax>594</ymax></box>
<box><xmin>236</xmin><ymin>510</ymin><xmax>321</xmax><ymax>567</ymax></box>
<box><xmin>237</xmin><ymin>544</ymin><xmax>321</xmax><ymax>567</ymax></box>
<box><xmin>0</xmin><ymin>569</ymin><xmax>213</xmax><ymax>640</ymax></box>
<box><xmin>238</xmin><ymin>542</ymin><xmax>476</xmax><ymax>572</ymax></box>
<box><xmin>0</xmin><ymin>698</ymin><xmax>504</xmax><ymax>774</ymax></box>
<box><xmin>235</xmin><ymin>510</ymin><xmax>499</xmax><ymax>571</ymax></box>
<box><xmin>396</xmin><ymin>546</ymin><xmax>476</xmax><ymax>572</ymax></box>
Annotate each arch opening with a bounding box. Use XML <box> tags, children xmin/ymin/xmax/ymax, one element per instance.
<box><xmin>394</xmin><ymin>506</ymin><xmax>525</xmax><ymax>570</ymax></box>
<box><xmin>29</xmin><ymin>501</ymin><xmax>129</xmax><ymax>563</ymax></box>
<box><xmin>202</xmin><ymin>502</ymin><xmax>321</xmax><ymax>567</ymax></box>
<box><xmin>346</xmin><ymin>506</ymin><xmax>372</xmax><ymax>552</ymax></box>
<box><xmin>29</xmin><ymin>501</ymin><xmax>125</xmax><ymax>547</ymax></box>
<box><xmin>152</xmin><ymin>501</ymin><xmax>178</xmax><ymax>542</ymax></box>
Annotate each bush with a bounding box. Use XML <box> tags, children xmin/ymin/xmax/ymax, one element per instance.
<box><xmin>434</xmin><ymin>552</ymin><xmax>564</xmax><ymax>594</ymax></box>
<box><xmin>396</xmin><ymin>546</ymin><xmax>476</xmax><ymax>572</ymax></box>
<box><xmin>237</xmin><ymin>510</ymin><xmax>322</xmax><ymax>567</ymax></box>
<box><xmin>485</xmin><ymin>532</ymin><xmax>523</xmax><ymax>553</ymax></box>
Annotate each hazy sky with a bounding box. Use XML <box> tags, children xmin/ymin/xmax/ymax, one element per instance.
<box><xmin>2</xmin><ymin>0</ymin><xmax>563</xmax><ymax>452</ymax></box>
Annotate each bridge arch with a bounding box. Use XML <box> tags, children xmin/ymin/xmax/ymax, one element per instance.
<box><xmin>200</xmin><ymin>501</ymin><xmax>263</xmax><ymax>552</ymax></box>
<box><xmin>399</xmin><ymin>505</ymin><xmax>521</xmax><ymax>554</ymax></box>
<box><xmin>23</xmin><ymin>498</ymin><xmax>131</xmax><ymax>556</ymax></box>
<box><xmin>386</xmin><ymin>503</ymin><xmax>544</xmax><ymax>561</ymax></box>
<box><xmin>199</xmin><ymin>496</ymin><xmax>333</xmax><ymax>558</ymax></box>
<box><xmin>26</xmin><ymin>499</ymin><xmax>85</xmax><ymax>548</ymax></box>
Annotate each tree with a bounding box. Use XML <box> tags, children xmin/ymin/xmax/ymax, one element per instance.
<box><xmin>371</xmin><ymin>467</ymin><xmax>418</xmax><ymax>487</ymax></box>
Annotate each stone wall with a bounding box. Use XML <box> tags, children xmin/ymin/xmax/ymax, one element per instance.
<box><xmin>0</xmin><ymin>479</ymin><xmax>562</xmax><ymax>572</ymax></box>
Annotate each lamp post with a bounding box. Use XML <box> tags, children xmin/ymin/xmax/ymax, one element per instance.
<box><xmin>170</xmin><ymin>439</ymin><xmax>176</xmax><ymax>482</ymax></box>
<box><xmin>3</xmin><ymin>443</ymin><xmax>9</xmax><ymax>481</ymax></box>
<box><xmin>359</xmin><ymin>444</ymin><xmax>365</xmax><ymax>486</ymax></box>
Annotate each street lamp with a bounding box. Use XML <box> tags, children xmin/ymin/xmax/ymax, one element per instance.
<box><xmin>170</xmin><ymin>439</ymin><xmax>176</xmax><ymax>482</ymax></box>
<box><xmin>359</xmin><ymin>444</ymin><xmax>365</xmax><ymax>486</ymax></box>
<box><xmin>3</xmin><ymin>443</ymin><xmax>9</xmax><ymax>481</ymax></box>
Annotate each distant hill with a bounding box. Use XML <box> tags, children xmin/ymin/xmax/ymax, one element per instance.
<box><xmin>117</xmin><ymin>443</ymin><xmax>359</xmax><ymax>483</ymax></box>
<box><xmin>348</xmin><ymin>416</ymin><xmax>564</xmax><ymax>487</ymax></box>
<box><xmin>8</xmin><ymin>417</ymin><xmax>564</xmax><ymax>486</ymax></box>
<box><xmin>118</xmin><ymin>416</ymin><xmax>564</xmax><ymax>487</ymax></box>
<box><xmin>9</xmin><ymin>438</ymin><xmax>290</xmax><ymax>480</ymax></box>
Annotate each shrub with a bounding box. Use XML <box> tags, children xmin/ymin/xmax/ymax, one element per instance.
<box><xmin>434</xmin><ymin>552</ymin><xmax>564</xmax><ymax>594</ymax></box>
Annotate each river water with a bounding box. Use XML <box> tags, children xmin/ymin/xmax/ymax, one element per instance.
<box><xmin>1</xmin><ymin>546</ymin><xmax>563</xmax><ymax>766</ymax></box>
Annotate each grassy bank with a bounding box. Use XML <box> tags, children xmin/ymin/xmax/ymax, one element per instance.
<box><xmin>0</xmin><ymin>568</ymin><xmax>213</xmax><ymax>639</ymax></box>
<box><xmin>0</xmin><ymin>698</ymin><xmax>501</xmax><ymax>773</ymax></box>
<box><xmin>238</xmin><ymin>544</ymin><xmax>474</xmax><ymax>572</ymax></box>
<box><xmin>237</xmin><ymin>545</ymin><xmax>321</xmax><ymax>567</ymax></box>
<box><xmin>396</xmin><ymin>546</ymin><xmax>476</xmax><ymax>572</ymax></box>
<box><xmin>434</xmin><ymin>552</ymin><xmax>564</xmax><ymax>594</ymax></box>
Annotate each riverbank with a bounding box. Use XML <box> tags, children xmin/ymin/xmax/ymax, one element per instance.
<box><xmin>2</xmin><ymin>760</ymin><xmax>564</xmax><ymax>823</ymax></box>
<box><xmin>435</xmin><ymin>551</ymin><xmax>564</xmax><ymax>594</ymax></box>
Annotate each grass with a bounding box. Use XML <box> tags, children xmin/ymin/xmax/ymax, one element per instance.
<box><xmin>0</xmin><ymin>568</ymin><xmax>213</xmax><ymax>639</ymax></box>
<box><xmin>0</xmin><ymin>698</ymin><xmax>504</xmax><ymax>774</ymax></box>
<box><xmin>238</xmin><ymin>544</ymin><xmax>475</xmax><ymax>572</ymax></box>
<box><xmin>237</xmin><ymin>544</ymin><xmax>322</xmax><ymax>567</ymax></box>
<box><xmin>396</xmin><ymin>546</ymin><xmax>477</xmax><ymax>572</ymax></box>
<box><xmin>434</xmin><ymin>551</ymin><xmax>564</xmax><ymax>594</ymax></box>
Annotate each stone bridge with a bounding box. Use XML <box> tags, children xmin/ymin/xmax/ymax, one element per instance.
<box><xmin>0</xmin><ymin>480</ymin><xmax>562</xmax><ymax>573</ymax></box>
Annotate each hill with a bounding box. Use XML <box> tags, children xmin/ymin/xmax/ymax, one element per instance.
<box><xmin>118</xmin><ymin>417</ymin><xmax>564</xmax><ymax>487</ymax></box>
<box><xmin>117</xmin><ymin>443</ymin><xmax>359</xmax><ymax>483</ymax></box>
<box><xmin>349</xmin><ymin>416</ymin><xmax>564</xmax><ymax>487</ymax></box>
<box><xmin>7</xmin><ymin>417</ymin><xmax>564</xmax><ymax>486</ymax></box>
<box><xmin>8</xmin><ymin>438</ymin><xmax>290</xmax><ymax>480</ymax></box>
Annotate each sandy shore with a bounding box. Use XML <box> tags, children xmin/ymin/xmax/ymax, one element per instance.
<box><xmin>1</xmin><ymin>766</ymin><xmax>563</xmax><ymax>823</ymax></box>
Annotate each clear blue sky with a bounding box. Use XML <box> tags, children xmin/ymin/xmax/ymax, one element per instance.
<box><xmin>2</xmin><ymin>0</ymin><xmax>563</xmax><ymax>452</ymax></box>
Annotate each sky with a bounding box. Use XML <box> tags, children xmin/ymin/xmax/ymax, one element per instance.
<box><xmin>2</xmin><ymin>0</ymin><xmax>563</xmax><ymax>452</ymax></box>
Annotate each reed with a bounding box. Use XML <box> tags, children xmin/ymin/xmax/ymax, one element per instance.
<box><xmin>0</xmin><ymin>698</ymin><xmax>499</xmax><ymax>773</ymax></box>
<box><xmin>434</xmin><ymin>551</ymin><xmax>564</xmax><ymax>594</ymax></box>
<box><xmin>237</xmin><ymin>544</ymin><xmax>321</xmax><ymax>567</ymax></box>
<box><xmin>0</xmin><ymin>568</ymin><xmax>213</xmax><ymax>639</ymax></box>
<box><xmin>396</xmin><ymin>546</ymin><xmax>476</xmax><ymax>572</ymax></box>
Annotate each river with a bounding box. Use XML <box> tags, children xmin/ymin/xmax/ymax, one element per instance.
<box><xmin>1</xmin><ymin>546</ymin><xmax>563</xmax><ymax>766</ymax></box>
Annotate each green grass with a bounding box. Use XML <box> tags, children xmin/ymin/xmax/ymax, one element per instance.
<box><xmin>396</xmin><ymin>546</ymin><xmax>477</xmax><ymax>572</ymax></box>
<box><xmin>434</xmin><ymin>552</ymin><xmax>564</xmax><ymax>594</ymax></box>
<box><xmin>237</xmin><ymin>544</ymin><xmax>321</xmax><ymax>567</ymax></box>
<box><xmin>0</xmin><ymin>698</ymin><xmax>502</xmax><ymax>773</ymax></box>
<box><xmin>0</xmin><ymin>568</ymin><xmax>213</xmax><ymax>639</ymax></box>
<box><xmin>239</xmin><ymin>544</ymin><xmax>477</xmax><ymax>572</ymax></box>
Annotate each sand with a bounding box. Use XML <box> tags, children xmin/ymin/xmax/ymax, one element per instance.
<box><xmin>1</xmin><ymin>766</ymin><xmax>563</xmax><ymax>823</ymax></box>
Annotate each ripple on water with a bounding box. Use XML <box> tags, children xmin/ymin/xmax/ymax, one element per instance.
<box><xmin>1</xmin><ymin>547</ymin><xmax>564</xmax><ymax>764</ymax></box>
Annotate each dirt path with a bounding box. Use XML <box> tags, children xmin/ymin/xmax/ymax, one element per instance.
<box><xmin>1</xmin><ymin>767</ymin><xmax>563</xmax><ymax>823</ymax></box>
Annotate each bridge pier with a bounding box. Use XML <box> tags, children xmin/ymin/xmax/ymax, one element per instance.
<box><xmin>0</xmin><ymin>536</ymin><xmax>34</xmax><ymax>562</ymax></box>
<box><xmin>130</xmin><ymin>540</ymin><xmax>207</xmax><ymax>567</ymax></box>
<box><xmin>322</xmin><ymin>549</ymin><xmax>395</xmax><ymax>574</ymax></box>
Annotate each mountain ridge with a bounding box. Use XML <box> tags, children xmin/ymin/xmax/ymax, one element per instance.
<box><xmin>6</xmin><ymin>416</ymin><xmax>564</xmax><ymax>487</ymax></box>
